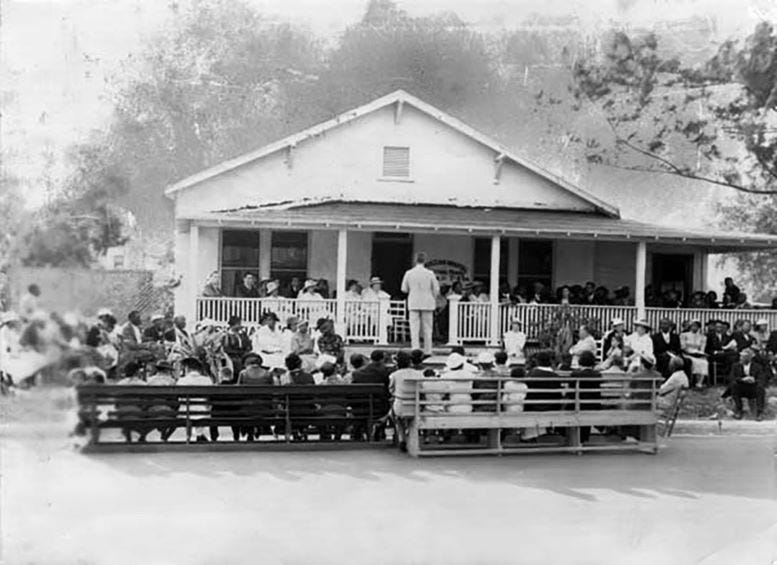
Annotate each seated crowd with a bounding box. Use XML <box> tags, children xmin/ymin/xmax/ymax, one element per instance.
<box><xmin>549</xmin><ymin>313</ymin><xmax>776</xmax><ymax>421</ymax></box>
<box><xmin>70</xmin><ymin>302</ymin><xmax>690</xmax><ymax>449</ymax></box>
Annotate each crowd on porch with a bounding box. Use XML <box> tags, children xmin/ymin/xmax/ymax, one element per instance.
<box><xmin>202</xmin><ymin>266</ymin><xmax>772</xmax><ymax>311</ymax></box>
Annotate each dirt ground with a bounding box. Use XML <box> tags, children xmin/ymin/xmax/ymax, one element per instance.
<box><xmin>1</xmin><ymin>388</ymin><xmax>776</xmax><ymax>565</ymax></box>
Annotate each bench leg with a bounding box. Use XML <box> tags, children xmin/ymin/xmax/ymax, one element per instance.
<box><xmin>565</xmin><ymin>426</ymin><xmax>582</xmax><ymax>455</ymax></box>
<box><xmin>406</xmin><ymin>420</ymin><xmax>420</xmax><ymax>457</ymax></box>
<box><xmin>486</xmin><ymin>429</ymin><xmax>500</xmax><ymax>454</ymax></box>
<box><xmin>639</xmin><ymin>424</ymin><xmax>658</xmax><ymax>454</ymax></box>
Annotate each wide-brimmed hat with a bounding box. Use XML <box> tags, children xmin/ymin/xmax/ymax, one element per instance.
<box><xmin>509</xmin><ymin>317</ymin><xmax>522</xmax><ymax>326</ymax></box>
<box><xmin>303</xmin><ymin>279</ymin><xmax>318</xmax><ymax>291</ymax></box>
<box><xmin>369</xmin><ymin>276</ymin><xmax>383</xmax><ymax>285</ymax></box>
<box><xmin>445</xmin><ymin>352</ymin><xmax>466</xmax><ymax>370</ymax></box>
<box><xmin>755</xmin><ymin>318</ymin><xmax>769</xmax><ymax>327</ymax></box>
<box><xmin>295</xmin><ymin>319</ymin><xmax>309</xmax><ymax>330</ymax></box>
<box><xmin>633</xmin><ymin>319</ymin><xmax>651</xmax><ymax>330</ymax></box>
<box><xmin>97</xmin><ymin>307</ymin><xmax>114</xmax><ymax>318</ymax></box>
<box><xmin>150</xmin><ymin>313</ymin><xmax>164</xmax><ymax>322</ymax></box>
<box><xmin>260</xmin><ymin>311</ymin><xmax>279</xmax><ymax>323</ymax></box>
<box><xmin>476</xmin><ymin>351</ymin><xmax>495</xmax><ymax>365</ymax></box>
<box><xmin>266</xmin><ymin>280</ymin><xmax>279</xmax><ymax>294</ymax></box>
<box><xmin>610</xmin><ymin>317</ymin><xmax>625</xmax><ymax>327</ymax></box>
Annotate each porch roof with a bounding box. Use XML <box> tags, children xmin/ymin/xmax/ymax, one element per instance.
<box><xmin>184</xmin><ymin>201</ymin><xmax>777</xmax><ymax>252</ymax></box>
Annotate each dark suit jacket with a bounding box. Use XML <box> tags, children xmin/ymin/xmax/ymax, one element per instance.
<box><xmin>351</xmin><ymin>362</ymin><xmax>390</xmax><ymax>388</ymax></box>
<box><xmin>765</xmin><ymin>331</ymin><xmax>777</xmax><ymax>355</ymax></box>
<box><xmin>652</xmin><ymin>332</ymin><xmax>682</xmax><ymax>356</ymax></box>
<box><xmin>143</xmin><ymin>326</ymin><xmax>166</xmax><ymax>343</ymax></box>
<box><xmin>705</xmin><ymin>332</ymin><xmax>734</xmax><ymax>356</ymax></box>
<box><xmin>731</xmin><ymin>331</ymin><xmax>755</xmax><ymax>352</ymax></box>
<box><xmin>235</xmin><ymin>284</ymin><xmax>260</xmax><ymax>298</ymax></box>
<box><xmin>525</xmin><ymin>367</ymin><xmax>562</xmax><ymax>411</ymax></box>
<box><xmin>729</xmin><ymin>362</ymin><xmax>769</xmax><ymax>387</ymax></box>
<box><xmin>352</xmin><ymin>362</ymin><xmax>390</xmax><ymax>411</ymax></box>
<box><xmin>570</xmin><ymin>367</ymin><xmax>601</xmax><ymax>410</ymax></box>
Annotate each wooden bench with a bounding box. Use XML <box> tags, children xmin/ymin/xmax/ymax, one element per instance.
<box><xmin>76</xmin><ymin>384</ymin><xmax>390</xmax><ymax>451</ymax></box>
<box><xmin>395</xmin><ymin>373</ymin><xmax>662</xmax><ymax>457</ymax></box>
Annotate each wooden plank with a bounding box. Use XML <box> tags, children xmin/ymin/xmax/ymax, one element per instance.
<box><xmin>415</xmin><ymin>411</ymin><xmax>657</xmax><ymax>430</ymax></box>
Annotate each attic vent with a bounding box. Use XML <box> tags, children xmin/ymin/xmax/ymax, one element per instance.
<box><xmin>382</xmin><ymin>146</ymin><xmax>410</xmax><ymax>178</ymax></box>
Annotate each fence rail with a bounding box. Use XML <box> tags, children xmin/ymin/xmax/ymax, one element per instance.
<box><xmin>452</xmin><ymin>302</ymin><xmax>777</xmax><ymax>345</ymax></box>
<box><xmin>196</xmin><ymin>297</ymin><xmax>407</xmax><ymax>344</ymax></box>
<box><xmin>198</xmin><ymin>297</ymin><xmax>777</xmax><ymax>346</ymax></box>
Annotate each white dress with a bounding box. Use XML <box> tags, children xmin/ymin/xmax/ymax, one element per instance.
<box><xmin>253</xmin><ymin>325</ymin><xmax>285</xmax><ymax>369</ymax></box>
<box><xmin>503</xmin><ymin>331</ymin><xmax>527</xmax><ymax>363</ymax></box>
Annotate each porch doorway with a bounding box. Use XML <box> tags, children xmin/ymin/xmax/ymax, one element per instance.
<box><xmin>371</xmin><ymin>232</ymin><xmax>413</xmax><ymax>298</ymax></box>
<box><xmin>652</xmin><ymin>253</ymin><xmax>693</xmax><ymax>305</ymax></box>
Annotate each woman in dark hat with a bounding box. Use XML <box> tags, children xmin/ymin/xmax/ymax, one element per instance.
<box><xmin>222</xmin><ymin>315</ymin><xmax>251</xmax><ymax>376</ymax></box>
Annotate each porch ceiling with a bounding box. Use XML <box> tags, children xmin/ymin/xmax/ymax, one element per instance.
<box><xmin>182</xmin><ymin>201</ymin><xmax>777</xmax><ymax>252</ymax></box>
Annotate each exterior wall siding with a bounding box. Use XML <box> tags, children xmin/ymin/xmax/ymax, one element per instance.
<box><xmin>175</xmin><ymin>105</ymin><xmax>597</xmax><ymax>218</ymax></box>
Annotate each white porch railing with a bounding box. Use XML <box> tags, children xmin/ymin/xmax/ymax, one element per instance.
<box><xmin>196</xmin><ymin>297</ymin><xmax>407</xmax><ymax>344</ymax></box>
<box><xmin>449</xmin><ymin>302</ymin><xmax>777</xmax><ymax>345</ymax></box>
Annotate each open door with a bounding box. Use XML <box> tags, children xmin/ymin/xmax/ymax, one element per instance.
<box><xmin>652</xmin><ymin>253</ymin><xmax>693</xmax><ymax>305</ymax></box>
<box><xmin>371</xmin><ymin>232</ymin><xmax>413</xmax><ymax>299</ymax></box>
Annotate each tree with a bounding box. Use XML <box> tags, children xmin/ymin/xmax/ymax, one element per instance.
<box><xmin>14</xmin><ymin>144</ymin><xmax>129</xmax><ymax>268</ymax></box>
<box><xmin>92</xmin><ymin>0</ymin><xmax>323</xmax><ymax>233</ymax></box>
<box><xmin>560</xmin><ymin>24</ymin><xmax>777</xmax><ymax>298</ymax></box>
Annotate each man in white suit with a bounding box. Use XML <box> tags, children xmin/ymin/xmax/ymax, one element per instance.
<box><xmin>401</xmin><ymin>252</ymin><xmax>440</xmax><ymax>355</ymax></box>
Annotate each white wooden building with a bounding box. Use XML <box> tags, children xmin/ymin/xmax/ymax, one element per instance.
<box><xmin>165</xmin><ymin>90</ymin><xmax>777</xmax><ymax>345</ymax></box>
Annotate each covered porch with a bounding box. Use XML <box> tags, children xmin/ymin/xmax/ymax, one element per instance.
<box><xmin>179</xmin><ymin>201</ymin><xmax>777</xmax><ymax>345</ymax></box>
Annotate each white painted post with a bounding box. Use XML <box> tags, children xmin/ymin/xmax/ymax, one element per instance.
<box><xmin>189</xmin><ymin>223</ymin><xmax>199</xmax><ymax>323</ymax></box>
<box><xmin>489</xmin><ymin>235</ymin><xmax>501</xmax><ymax>346</ymax></box>
<box><xmin>377</xmin><ymin>301</ymin><xmax>389</xmax><ymax>345</ymax></box>
<box><xmin>447</xmin><ymin>295</ymin><xmax>461</xmax><ymax>346</ymax></box>
<box><xmin>258</xmin><ymin>229</ymin><xmax>271</xmax><ymax>281</ymax></box>
<box><xmin>336</xmin><ymin>229</ymin><xmax>348</xmax><ymax>334</ymax></box>
<box><xmin>635</xmin><ymin>241</ymin><xmax>647</xmax><ymax>319</ymax></box>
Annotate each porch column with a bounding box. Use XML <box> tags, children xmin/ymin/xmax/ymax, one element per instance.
<box><xmin>188</xmin><ymin>223</ymin><xmax>200</xmax><ymax>323</ymax></box>
<box><xmin>258</xmin><ymin>229</ymin><xmax>271</xmax><ymax>280</ymax></box>
<box><xmin>336</xmin><ymin>228</ymin><xmax>348</xmax><ymax>330</ymax></box>
<box><xmin>635</xmin><ymin>241</ymin><xmax>647</xmax><ymax>319</ymax></box>
<box><xmin>489</xmin><ymin>235</ymin><xmax>501</xmax><ymax>346</ymax></box>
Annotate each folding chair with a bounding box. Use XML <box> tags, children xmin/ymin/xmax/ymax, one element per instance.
<box><xmin>659</xmin><ymin>388</ymin><xmax>687</xmax><ymax>438</ymax></box>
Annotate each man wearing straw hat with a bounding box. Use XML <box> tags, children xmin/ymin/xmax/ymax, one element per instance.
<box><xmin>401</xmin><ymin>252</ymin><xmax>440</xmax><ymax>355</ymax></box>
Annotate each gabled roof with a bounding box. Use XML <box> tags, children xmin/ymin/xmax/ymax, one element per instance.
<box><xmin>164</xmin><ymin>89</ymin><xmax>620</xmax><ymax>218</ymax></box>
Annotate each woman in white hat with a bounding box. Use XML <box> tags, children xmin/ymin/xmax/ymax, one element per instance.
<box><xmin>750</xmin><ymin>318</ymin><xmax>770</xmax><ymax>351</ymax></box>
<box><xmin>297</xmin><ymin>279</ymin><xmax>327</xmax><ymax>324</ymax></box>
<box><xmin>441</xmin><ymin>353</ymin><xmax>473</xmax><ymax>413</ymax></box>
<box><xmin>680</xmin><ymin>319</ymin><xmax>708</xmax><ymax>388</ymax></box>
<box><xmin>624</xmin><ymin>319</ymin><xmax>654</xmax><ymax>372</ymax></box>
<box><xmin>502</xmin><ymin>318</ymin><xmax>526</xmax><ymax>364</ymax></box>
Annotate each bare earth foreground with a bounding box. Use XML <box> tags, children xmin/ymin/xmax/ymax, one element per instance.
<box><xmin>2</xmin><ymin>393</ymin><xmax>776</xmax><ymax>565</ymax></box>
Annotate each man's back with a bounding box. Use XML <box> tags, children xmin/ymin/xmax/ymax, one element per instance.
<box><xmin>401</xmin><ymin>265</ymin><xmax>439</xmax><ymax>310</ymax></box>
<box><xmin>526</xmin><ymin>366</ymin><xmax>561</xmax><ymax>411</ymax></box>
<box><xmin>352</xmin><ymin>362</ymin><xmax>390</xmax><ymax>386</ymax></box>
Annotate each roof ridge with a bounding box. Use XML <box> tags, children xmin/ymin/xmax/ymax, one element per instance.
<box><xmin>164</xmin><ymin>90</ymin><xmax>620</xmax><ymax>217</ymax></box>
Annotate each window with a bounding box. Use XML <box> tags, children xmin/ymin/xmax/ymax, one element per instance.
<box><xmin>221</xmin><ymin>230</ymin><xmax>260</xmax><ymax>295</ymax></box>
<box><xmin>271</xmin><ymin>231</ymin><xmax>308</xmax><ymax>288</ymax></box>
<box><xmin>516</xmin><ymin>240</ymin><xmax>553</xmax><ymax>292</ymax></box>
<box><xmin>382</xmin><ymin>146</ymin><xmax>410</xmax><ymax>178</ymax></box>
<box><xmin>472</xmin><ymin>237</ymin><xmax>508</xmax><ymax>289</ymax></box>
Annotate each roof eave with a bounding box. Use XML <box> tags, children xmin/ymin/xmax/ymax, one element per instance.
<box><xmin>163</xmin><ymin>89</ymin><xmax>620</xmax><ymax>217</ymax></box>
